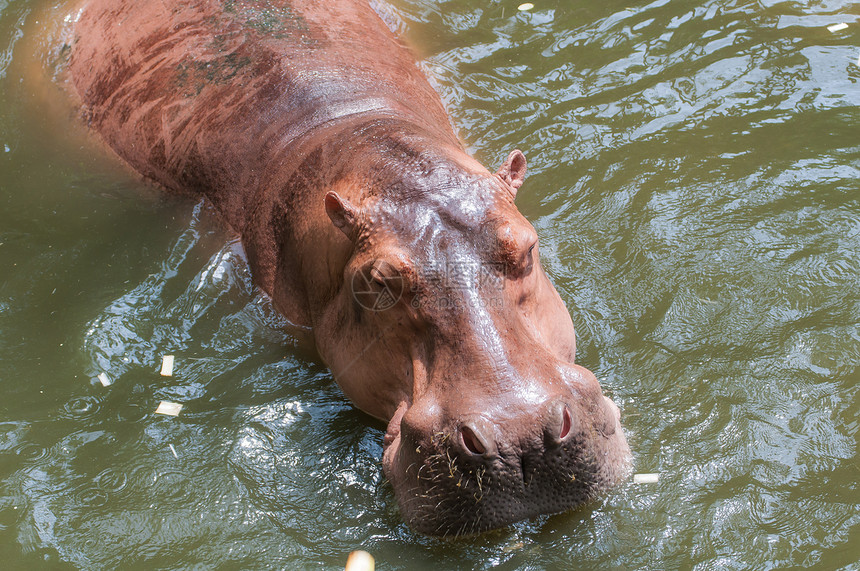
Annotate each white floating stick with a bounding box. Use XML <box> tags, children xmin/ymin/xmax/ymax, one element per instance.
<box><xmin>633</xmin><ymin>473</ymin><xmax>660</xmax><ymax>484</ymax></box>
<box><xmin>827</xmin><ymin>23</ymin><xmax>848</xmax><ymax>33</ymax></box>
<box><xmin>155</xmin><ymin>401</ymin><xmax>183</xmax><ymax>416</ymax></box>
<box><xmin>97</xmin><ymin>372</ymin><xmax>112</xmax><ymax>387</ymax></box>
<box><xmin>518</xmin><ymin>3</ymin><xmax>535</xmax><ymax>11</ymax></box>
<box><xmin>168</xmin><ymin>443</ymin><xmax>179</xmax><ymax>458</ymax></box>
<box><xmin>160</xmin><ymin>355</ymin><xmax>175</xmax><ymax>377</ymax></box>
<box><xmin>345</xmin><ymin>550</ymin><xmax>375</xmax><ymax>571</ymax></box>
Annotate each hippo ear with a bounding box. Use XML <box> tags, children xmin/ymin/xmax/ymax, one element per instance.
<box><xmin>325</xmin><ymin>191</ymin><xmax>359</xmax><ymax>239</ymax></box>
<box><xmin>496</xmin><ymin>149</ymin><xmax>527</xmax><ymax>195</ymax></box>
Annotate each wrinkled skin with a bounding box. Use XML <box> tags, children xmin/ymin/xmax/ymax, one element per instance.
<box><xmin>67</xmin><ymin>0</ymin><xmax>631</xmax><ymax>536</ymax></box>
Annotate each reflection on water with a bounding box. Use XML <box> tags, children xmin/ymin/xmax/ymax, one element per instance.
<box><xmin>1</xmin><ymin>0</ymin><xmax>858</xmax><ymax>569</ymax></box>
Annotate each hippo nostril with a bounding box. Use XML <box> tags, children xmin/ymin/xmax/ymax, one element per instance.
<box><xmin>560</xmin><ymin>406</ymin><xmax>572</xmax><ymax>440</ymax></box>
<box><xmin>545</xmin><ymin>400</ymin><xmax>577</xmax><ymax>446</ymax></box>
<box><xmin>460</xmin><ymin>425</ymin><xmax>486</xmax><ymax>455</ymax></box>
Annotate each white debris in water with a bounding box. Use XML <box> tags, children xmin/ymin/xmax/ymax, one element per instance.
<box><xmin>168</xmin><ymin>443</ymin><xmax>179</xmax><ymax>458</ymax></box>
<box><xmin>518</xmin><ymin>3</ymin><xmax>535</xmax><ymax>11</ymax></box>
<box><xmin>345</xmin><ymin>550</ymin><xmax>375</xmax><ymax>571</ymax></box>
<box><xmin>3</xmin><ymin>144</ymin><xmax>9</xmax><ymax>153</ymax></box>
<box><xmin>159</xmin><ymin>355</ymin><xmax>174</xmax><ymax>377</ymax></box>
<box><xmin>155</xmin><ymin>401</ymin><xmax>183</xmax><ymax>416</ymax></box>
<box><xmin>827</xmin><ymin>23</ymin><xmax>848</xmax><ymax>33</ymax></box>
<box><xmin>633</xmin><ymin>473</ymin><xmax>660</xmax><ymax>484</ymax></box>
<box><xmin>97</xmin><ymin>372</ymin><xmax>112</xmax><ymax>387</ymax></box>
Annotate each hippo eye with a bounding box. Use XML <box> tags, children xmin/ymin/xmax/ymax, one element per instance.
<box><xmin>524</xmin><ymin>242</ymin><xmax>536</xmax><ymax>271</ymax></box>
<box><xmin>369</xmin><ymin>259</ymin><xmax>406</xmax><ymax>286</ymax></box>
<box><xmin>369</xmin><ymin>264</ymin><xmax>387</xmax><ymax>288</ymax></box>
<box><xmin>352</xmin><ymin>259</ymin><xmax>407</xmax><ymax>310</ymax></box>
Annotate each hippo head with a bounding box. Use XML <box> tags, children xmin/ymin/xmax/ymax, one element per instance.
<box><xmin>316</xmin><ymin>142</ymin><xmax>630</xmax><ymax>536</ymax></box>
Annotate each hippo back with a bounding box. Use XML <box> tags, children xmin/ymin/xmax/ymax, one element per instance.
<box><xmin>69</xmin><ymin>0</ymin><xmax>457</xmax><ymax>227</ymax></box>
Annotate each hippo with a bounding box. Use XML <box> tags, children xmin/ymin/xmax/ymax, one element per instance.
<box><xmin>65</xmin><ymin>0</ymin><xmax>631</xmax><ymax>536</ymax></box>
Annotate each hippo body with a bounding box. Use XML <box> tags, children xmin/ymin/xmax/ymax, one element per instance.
<box><xmin>68</xmin><ymin>0</ymin><xmax>630</xmax><ymax>536</ymax></box>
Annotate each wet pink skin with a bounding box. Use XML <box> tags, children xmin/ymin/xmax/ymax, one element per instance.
<box><xmin>67</xmin><ymin>0</ymin><xmax>631</xmax><ymax>536</ymax></box>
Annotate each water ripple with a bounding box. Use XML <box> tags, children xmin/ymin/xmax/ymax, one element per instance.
<box><xmin>93</xmin><ymin>467</ymin><xmax>129</xmax><ymax>495</ymax></box>
<box><xmin>0</xmin><ymin>0</ymin><xmax>857</xmax><ymax>568</ymax></box>
<box><xmin>82</xmin><ymin>201</ymin><xmax>295</xmax><ymax>396</ymax></box>
<box><xmin>60</xmin><ymin>396</ymin><xmax>101</xmax><ymax>420</ymax></box>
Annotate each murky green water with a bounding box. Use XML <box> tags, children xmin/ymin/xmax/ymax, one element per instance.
<box><xmin>1</xmin><ymin>0</ymin><xmax>858</xmax><ymax>568</ymax></box>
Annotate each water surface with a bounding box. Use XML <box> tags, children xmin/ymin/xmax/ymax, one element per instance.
<box><xmin>0</xmin><ymin>0</ymin><xmax>858</xmax><ymax>568</ymax></box>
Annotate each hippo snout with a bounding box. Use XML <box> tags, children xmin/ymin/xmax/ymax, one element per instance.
<box><xmin>382</xmin><ymin>389</ymin><xmax>631</xmax><ymax>537</ymax></box>
<box><xmin>456</xmin><ymin>400</ymin><xmax>574</xmax><ymax>459</ymax></box>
